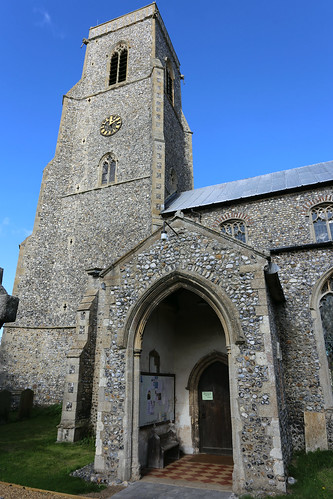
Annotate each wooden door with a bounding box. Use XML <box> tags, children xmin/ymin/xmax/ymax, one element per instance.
<box><xmin>198</xmin><ymin>361</ymin><xmax>232</xmax><ymax>455</ymax></box>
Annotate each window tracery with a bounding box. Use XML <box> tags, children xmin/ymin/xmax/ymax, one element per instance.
<box><xmin>99</xmin><ymin>153</ymin><xmax>117</xmax><ymax>186</ymax></box>
<box><xmin>311</xmin><ymin>203</ymin><xmax>333</xmax><ymax>242</ymax></box>
<box><xmin>220</xmin><ymin>219</ymin><xmax>247</xmax><ymax>243</ymax></box>
<box><xmin>109</xmin><ymin>44</ymin><xmax>128</xmax><ymax>86</ymax></box>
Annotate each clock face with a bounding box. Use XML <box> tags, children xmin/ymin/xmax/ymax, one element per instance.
<box><xmin>100</xmin><ymin>115</ymin><xmax>122</xmax><ymax>137</ymax></box>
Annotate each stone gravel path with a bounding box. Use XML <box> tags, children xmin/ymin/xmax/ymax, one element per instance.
<box><xmin>0</xmin><ymin>482</ymin><xmax>124</xmax><ymax>499</ymax></box>
<box><xmin>111</xmin><ymin>482</ymin><xmax>234</xmax><ymax>498</ymax></box>
<box><xmin>0</xmin><ymin>482</ymin><xmax>235</xmax><ymax>499</ymax></box>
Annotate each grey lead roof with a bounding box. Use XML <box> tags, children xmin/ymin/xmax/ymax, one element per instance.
<box><xmin>163</xmin><ymin>161</ymin><xmax>333</xmax><ymax>213</ymax></box>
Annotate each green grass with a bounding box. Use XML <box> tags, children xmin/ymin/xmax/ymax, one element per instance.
<box><xmin>240</xmin><ymin>449</ymin><xmax>333</xmax><ymax>498</ymax></box>
<box><xmin>0</xmin><ymin>405</ymin><xmax>105</xmax><ymax>495</ymax></box>
<box><xmin>285</xmin><ymin>450</ymin><xmax>333</xmax><ymax>499</ymax></box>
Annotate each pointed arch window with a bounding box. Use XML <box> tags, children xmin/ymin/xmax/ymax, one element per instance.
<box><xmin>99</xmin><ymin>153</ymin><xmax>117</xmax><ymax>186</ymax></box>
<box><xmin>109</xmin><ymin>44</ymin><xmax>128</xmax><ymax>86</ymax></box>
<box><xmin>220</xmin><ymin>219</ymin><xmax>247</xmax><ymax>243</ymax></box>
<box><xmin>319</xmin><ymin>274</ymin><xmax>333</xmax><ymax>388</ymax></box>
<box><xmin>311</xmin><ymin>203</ymin><xmax>333</xmax><ymax>242</ymax></box>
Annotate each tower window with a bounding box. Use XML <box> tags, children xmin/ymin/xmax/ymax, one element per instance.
<box><xmin>311</xmin><ymin>204</ymin><xmax>333</xmax><ymax>242</ymax></box>
<box><xmin>221</xmin><ymin>219</ymin><xmax>247</xmax><ymax>243</ymax></box>
<box><xmin>109</xmin><ymin>45</ymin><xmax>128</xmax><ymax>86</ymax></box>
<box><xmin>165</xmin><ymin>60</ymin><xmax>174</xmax><ymax>104</ymax></box>
<box><xmin>166</xmin><ymin>68</ymin><xmax>173</xmax><ymax>101</ymax></box>
<box><xmin>118</xmin><ymin>49</ymin><xmax>127</xmax><ymax>82</ymax></box>
<box><xmin>168</xmin><ymin>168</ymin><xmax>178</xmax><ymax>194</ymax></box>
<box><xmin>99</xmin><ymin>153</ymin><xmax>117</xmax><ymax>186</ymax></box>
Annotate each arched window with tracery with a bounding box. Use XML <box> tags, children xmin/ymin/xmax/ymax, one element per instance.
<box><xmin>99</xmin><ymin>153</ymin><xmax>117</xmax><ymax>186</ymax></box>
<box><xmin>221</xmin><ymin>219</ymin><xmax>247</xmax><ymax>243</ymax></box>
<box><xmin>311</xmin><ymin>203</ymin><xmax>333</xmax><ymax>242</ymax></box>
<box><xmin>319</xmin><ymin>274</ymin><xmax>333</xmax><ymax>387</ymax></box>
<box><xmin>109</xmin><ymin>44</ymin><xmax>128</xmax><ymax>86</ymax></box>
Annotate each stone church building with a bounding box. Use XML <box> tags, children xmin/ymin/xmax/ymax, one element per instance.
<box><xmin>1</xmin><ymin>3</ymin><xmax>332</xmax><ymax>496</ymax></box>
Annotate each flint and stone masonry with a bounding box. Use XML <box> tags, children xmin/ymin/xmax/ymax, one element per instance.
<box><xmin>0</xmin><ymin>4</ymin><xmax>332</xmax><ymax>496</ymax></box>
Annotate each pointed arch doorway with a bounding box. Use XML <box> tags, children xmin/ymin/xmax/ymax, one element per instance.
<box><xmin>198</xmin><ymin>360</ymin><xmax>232</xmax><ymax>455</ymax></box>
<box><xmin>137</xmin><ymin>286</ymin><xmax>233</xmax><ymax>465</ymax></box>
<box><xmin>121</xmin><ymin>270</ymin><xmax>244</xmax><ymax>481</ymax></box>
<box><xmin>187</xmin><ymin>351</ymin><xmax>232</xmax><ymax>456</ymax></box>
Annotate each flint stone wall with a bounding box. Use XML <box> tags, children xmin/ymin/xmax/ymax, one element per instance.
<box><xmin>0</xmin><ymin>328</ymin><xmax>76</xmax><ymax>404</ymax></box>
<box><xmin>0</xmin><ymin>5</ymin><xmax>194</xmax><ymax>406</ymax></box>
<box><xmin>265</xmin><ymin>290</ymin><xmax>292</xmax><ymax>467</ymax></box>
<box><xmin>93</xmin><ymin>220</ymin><xmax>286</xmax><ymax>494</ymax></box>
<box><xmin>155</xmin><ymin>21</ymin><xmax>193</xmax><ymax>197</ymax></box>
<box><xmin>0</xmin><ymin>12</ymin><xmax>155</xmax><ymax>400</ymax></box>
<box><xmin>183</xmin><ymin>185</ymin><xmax>333</xmax><ymax>451</ymax></box>
<box><xmin>273</xmin><ymin>249</ymin><xmax>332</xmax><ymax>449</ymax></box>
<box><xmin>198</xmin><ymin>186</ymin><xmax>333</xmax><ymax>250</ymax></box>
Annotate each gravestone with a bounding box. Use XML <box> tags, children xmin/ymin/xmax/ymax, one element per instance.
<box><xmin>0</xmin><ymin>390</ymin><xmax>12</xmax><ymax>422</ymax></box>
<box><xmin>18</xmin><ymin>389</ymin><xmax>34</xmax><ymax>419</ymax></box>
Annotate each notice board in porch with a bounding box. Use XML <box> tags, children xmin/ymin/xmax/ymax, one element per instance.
<box><xmin>139</xmin><ymin>373</ymin><xmax>175</xmax><ymax>427</ymax></box>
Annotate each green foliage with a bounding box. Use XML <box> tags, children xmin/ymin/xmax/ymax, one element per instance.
<box><xmin>0</xmin><ymin>405</ymin><xmax>105</xmax><ymax>495</ymax></box>
<box><xmin>287</xmin><ymin>450</ymin><xmax>333</xmax><ymax>499</ymax></box>
<box><xmin>240</xmin><ymin>450</ymin><xmax>333</xmax><ymax>499</ymax></box>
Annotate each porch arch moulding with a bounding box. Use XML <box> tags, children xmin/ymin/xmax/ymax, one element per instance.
<box><xmin>309</xmin><ymin>266</ymin><xmax>333</xmax><ymax>409</ymax></box>
<box><xmin>117</xmin><ymin>269</ymin><xmax>245</xmax><ymax>483</ymax></box>
<box><xmin>117</xmin><ymin>269</ymin><xmax>246</xmax><ymax>351</ymax></box>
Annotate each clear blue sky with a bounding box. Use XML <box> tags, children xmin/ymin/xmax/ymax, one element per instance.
<box><xmin>1</xmin><ymin>0</ymin><xmax>332</xmax><ymax>296</ymax></box>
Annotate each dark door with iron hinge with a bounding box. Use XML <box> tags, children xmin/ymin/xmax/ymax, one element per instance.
<box><xmin>198</xmin><ymin>361</ymin><xmax>232</xmax><ymax>455</ymax></box>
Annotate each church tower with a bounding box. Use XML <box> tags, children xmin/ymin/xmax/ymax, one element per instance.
<box><xmin>0</xmin><ymin>4</ymin><xmax>193</xmax><ymax>403</ymax></box>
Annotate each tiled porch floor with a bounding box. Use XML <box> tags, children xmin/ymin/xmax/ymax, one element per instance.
<box><xmin>142</xmin><ymin>455</ymin><xmax>233</xmax><ymax>490</ymax></box>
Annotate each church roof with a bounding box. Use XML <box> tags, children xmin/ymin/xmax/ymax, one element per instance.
<box><xmin>163</xmin><ymin>161</ymin><xmax>333</xmax><ymax>213</ymax></box>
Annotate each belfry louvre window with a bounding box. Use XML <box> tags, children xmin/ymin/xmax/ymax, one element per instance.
<box><xmin>221</xmin><ymin>220</ymin><xmax>247</xmax><ymax>243</ymax></box>
<box><xmin>100</xmin><ymin>154</ymin><xmax>116</xmax><ymax>186</ymax></box>
<box><xmin>109</xmin><ymin>45</ymin><xmax>128</xmax><ymax>86</ymax></box>
<box><xmin>166</xmin><ymin>68</ymin><xmax>173</xmax><ymax>101</ymax></box>
<box><xmin>165</xmin><ymin>60</ymin><xmax>174</xmax><ymax>104</ymax></box>
<box><xmin>311</xmin><ymin>204</ymin><xmax>333</xmax><ymax>242</ymax></box>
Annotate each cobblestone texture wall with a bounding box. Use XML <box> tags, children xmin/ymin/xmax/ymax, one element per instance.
<box><xmin>93</xmin><ymin>219</ymin><xmax>286</xmax><ymax>494</ymax></box>
<box><xmin>199</xmin><ymin>186</ymin><xmax>333</xmax><ymax>249</ymax></box>
<box><xmin>155</xmin><ymin>21</ymin><xmax>193</xmax><ymax>197</ymax></box>
<box><xmin>0</xmin><ymin>5</ymin><xmax>193</xmax><ymax>405</ymax></box>
<box><xmin>1</xmin><ymin>3</ymin><xmax>332</xmax><ymax>494</ymax></box>
<box><xmin>0</xmin><ymin>327</ymin><xmax>76</xmax><ymax>405</ymax></box>
<box><xmin>6</xmin><ymin>16</ymin><xmax>156</xmax><ymax>331</ymax></box>
<box><xmin>274</xmin><ymin>249</ymin><xmax>332</xmax><ymax>450</ymax></box>
<box><xmin>185</xmin><ymin>186</ymin><xmax>333</xmax><ymax>451</ymax></box>
<box><xmin>266</xmin><ymin>291</ymin><xmax>292</xmax><ymax>466</ymax></box>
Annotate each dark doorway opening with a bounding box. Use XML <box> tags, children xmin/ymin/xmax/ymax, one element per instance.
<box><xmin>198</xmin><ymin>361</ymin><xmax>232</xmax><ymax>455</ymax></box>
